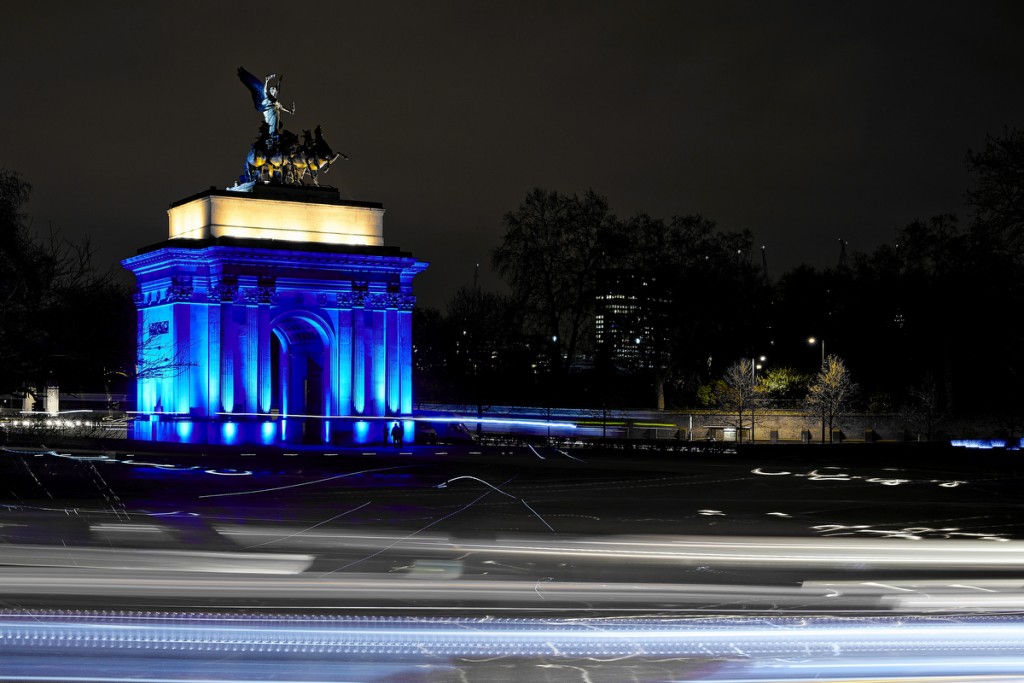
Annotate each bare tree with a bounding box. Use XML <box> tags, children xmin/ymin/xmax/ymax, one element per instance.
<box><xmin>615</xmin><ymin>213</ymin><xmax>766</xmax><ymax>411</ymax></box>
<box><xmin>1</xmin><ymin>170</ymin><xmax>132</xmax><ymax>395</ymax></box>
<box><xmin>492</xmin><ymin>188</ymin><xmax>617</xmax><ymax>378</ymax></box>
<box><xmin>715</xmin><ymin>359</ymin><xmax>761</xmax><ymax>443</ymax></box>
<box><xmin>806</xmin><ymin>355</ymin><xmax>858</xmax><ymax>443</ymax></box>
<box><xmin>966</xmin><ymin>127</ymin><xmax>1024</xmax><ymax>262</ymax></box>
<box><xmin>965</xmin><ymin>127</ymin><xmax>1024</xmax><ymax>426</ymax></box>
<box><xmin>133</xmin><ymin>333</ymin><xmax>195</xmax><ymax>382</ymax></box>
<box><xmin>901</xmin><ymin>373</ymin><xmax>947</xmax><ymax>442</ymax></box>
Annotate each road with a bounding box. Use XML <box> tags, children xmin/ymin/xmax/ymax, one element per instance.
<box><xmin>2</xmin><ymin>440</ymin><xmax>1024</xmax><ymax>680</ymax></box>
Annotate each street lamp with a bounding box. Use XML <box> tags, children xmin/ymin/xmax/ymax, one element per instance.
<box><xmin>750</xmin><ymin>355</ymin><xmax>766</xmax><ymax>443</ymax></box>
<box><xmin>752</xmin><ymin>355</ymin><xmax>766</xmax><ymax>380</ymax></box>
<box><xmin>548</xmin><ymin>335</ymin><xmax>558</xmax><ymax>442</ymax></box>
<box><xmin>808</xmin><ymin>337</ymin><xmax>825</xmax><ymax>366</ymax></box>
<box><xmin>808</xmin><ymin>337</ymin><xmax>826</xmax><ymax>443</ymax></box>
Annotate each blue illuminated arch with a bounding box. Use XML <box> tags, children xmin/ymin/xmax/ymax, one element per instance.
<box><xmin>122</xmin><ymin>188</ymin><xmax>427</xmax><ymax>446</ymax></box>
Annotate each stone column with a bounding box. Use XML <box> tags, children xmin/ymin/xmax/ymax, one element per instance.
<box><xmin>335</xmin><ymin>292</ymin><xmax>355</xmax><ymax>416</ymax></box>
<box><xmin>172</xmin><ymin>303</ymin><xmax>192</xmax><ymax>415</ymax></box>
<box><xmin>206</xmin><ymin>303</ymin><xmax>221</xmax><ymax>417</ymax></box>
<box><xmin>189</xmin><ymin>304</ymin><xmax>208</xmax><ymax>416</ymax></box>
<box><xmin>398</xmin><ymin>294</ymin><xmax>415</xmax><ymax>415</ymax></box>
<box><xmin>368</xmin><ymin>294</ymin><xmax>387</xmax><ymax>416</ymax></box>
<box><xmin>216</xmin><ymin>276</ymin><xmax>238</xmax><ymax>414</ymax></box>
<box><xmin>220</xmin><ymin>308</ymin><xmax>234</xmax><ymax>413</ymax></box>
<box><xmin>243</xmin><ymin>305</ymin><xmax>259</xmax><ymax>414</ymax></box>
<box><xmin>351</xmin><ymin>291</ymin><xmax>367</xmax><ymax>414</ymax></box>
<box><xmin>317</xmin><ymin>293</ymin><xmax>333</xmax><ymax>421</ymax></box>
<box><xmin>256</xmin><ymin>277</ymin><xmax>275</xmax><ymax>415</ymax></box>
<box><xmin>385</xmin><ymin>295</ymin><xmax>401</xmax><ymax>414</ymax></box>
<box><xmin>168</xmin><ymin>276</ymin><xmax>194</xmax><ymax>415</ymax></box>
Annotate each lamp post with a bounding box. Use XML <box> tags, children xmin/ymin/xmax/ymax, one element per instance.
<box><xmin>751</xmin><ymin>355</ymin><xmax>766</xmax><ymax>380</ymax></box>
<box><xmin>808</xmin><ymin>337</ymin><xmax>825</xmax><ymax>365</ymax></box>
<box><xmin>548</xmin><ymin>334</ymin><xmax>558</xmax><ymax>442</ymax></box>
<box><xmin>808</xmin><ymin>337</ymin><xmax>825</xmax><ymax>443</ymax></box>
<box><xmin>750</xmin><ymin>356</ymin><xmax>765</xmax><ymax>443</ymax></box>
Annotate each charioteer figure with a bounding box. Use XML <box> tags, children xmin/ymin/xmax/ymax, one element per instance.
<box><xmin>236</xmin><ymin>66</ymin><xmax>345</xmax><ymax>185</ymax></box>
<box><xmin>238</xmin><ymin>67</ymin><xmax>294</xmax><ymax>139</ymax></box>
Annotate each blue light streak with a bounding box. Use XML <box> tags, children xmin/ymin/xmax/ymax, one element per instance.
<box><xmin>3</xmin><ymin>612</ymin><xmax>1024</xmax><ymax>662</ymax></box>
<box><xmin>951</xmin><ymin>437</ymin><xmax>1024</xmax><ymax>450</ymax></box>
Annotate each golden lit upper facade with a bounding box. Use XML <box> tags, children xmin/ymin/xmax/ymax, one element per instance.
<box><xmin>167</xmin><ymin>187</ymin><xmax>384</xmax><ymax>247</ymax></box>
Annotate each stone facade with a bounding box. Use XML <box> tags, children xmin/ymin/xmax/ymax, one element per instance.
<box><xmin>122</xmin><ymin>186</ymin><xmax>427</xmax><ymax>444</ymax></box>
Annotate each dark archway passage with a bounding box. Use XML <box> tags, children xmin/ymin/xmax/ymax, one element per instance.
<box><xmin>271</xmin><ymin>316</ymin><xmax>329</xmax><ymax>442</ymax></box>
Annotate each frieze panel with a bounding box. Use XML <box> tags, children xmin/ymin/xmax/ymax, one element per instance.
<box><xmin>364</xmin><ymin>293</ymin><xmax>390</xmax><ymax>310</ymax></box>
<box><xmin>215</xmin><ymin>275</ymin><xmax>239</xmax><ymax>302</ymax></box>
<box><xmin>256</xmin><ymin>276</ymin><xmax>276</xmax><ymax>304</ymax></box>
<box><xmin>347</xmin><ymin>291</ymin><xmax>417</xmax><ymax>310</ymax></box>
<box><xmin>148</xmin><ymin>321</ymin><xmax>169</xmax><ymax>336</ymax></box>
<box><xmin>241</xmin><ymin>278</ymin><xmax>278</xmax><ymax>304</ymax></box>
<box><xmin>168</xmin><ymin>276</ymin><xmax>194</xmax><ymax>302</ymax></box>
<box><xmin>336</xmin><ymin>291</ymin><xmax>367</xmax><ymax>308</ymax></box>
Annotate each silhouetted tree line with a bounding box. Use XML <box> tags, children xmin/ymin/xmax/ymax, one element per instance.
<box><xmin>0</xmin><ymin>170</ymin><xmax>134</xmax><ymax>399</ymax></box>
<box><xmin>4</xmin><ymin>125</ymin><xmax>1023</xmax><ymax>426</ymax></box>
<box><xmin>416</xmin><ymin>127</ymin><xmax>1024</xmax><ymax>427</ymax></box>
<box><xmin>416</xmin><ymin>187</ymin><xmax>772</xmax><ymax>409</ymax></box>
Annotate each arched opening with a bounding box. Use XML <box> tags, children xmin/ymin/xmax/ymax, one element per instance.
<box><xmin>271</xmin><ymin>315</ymin><xmax>330</xmax><ymax>442</ymax></box>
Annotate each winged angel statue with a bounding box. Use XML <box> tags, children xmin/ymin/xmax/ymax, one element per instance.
<box><xmin>236</xmin><ymin>67</ymin><xmax>345</xmax><ymax>185</ymax></box>
<box><xmin>238</xmin><ymin>67</ymin><xmax>294</xmax><ymax>136</ymax></box>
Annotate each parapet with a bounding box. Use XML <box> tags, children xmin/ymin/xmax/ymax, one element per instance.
<box><xmin>167</xmin><ymin>185</ymin><xmax>384</xmax><ymax>247</ymax></box>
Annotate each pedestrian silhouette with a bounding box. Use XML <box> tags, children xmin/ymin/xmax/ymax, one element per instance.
<box><xmin>391</xmin><ymin>421</ymin><xmax>403</xmax><ymax>448</ymax></box>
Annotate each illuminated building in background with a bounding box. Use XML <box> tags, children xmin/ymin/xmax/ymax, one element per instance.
<box><xmin>122</xmin><ymin>185</ymin><xmax>427</xmax><ymax>444</ymax></box>
<box><xmin>594</xmin><ymin>269</ymin><xmax>670</xmax><ymax>370</ymax></box>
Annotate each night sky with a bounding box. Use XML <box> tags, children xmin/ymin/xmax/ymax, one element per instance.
<box><xmin>7</xmin><ymin>1</ymin><xmax>1024</xmax><ymax>309</ymax></box>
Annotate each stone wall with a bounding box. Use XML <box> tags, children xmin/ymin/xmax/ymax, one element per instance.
<box><xmin>644</xmin><ymin>411</ymin><xmax>997</xmax><ymax>443</ymax></box>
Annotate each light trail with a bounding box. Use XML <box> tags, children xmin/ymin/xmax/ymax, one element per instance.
<box><xmin>1</xmin><ymin>611</ymin><xmax>1024</xmax><ymax>683</ymax></box>
<box><xmin>214</xmin><ymin>411</ymin><xmax>579</xmax><ymax>430</ymax></box>
<box><xmin>436</xmin><ymin>475</ymin><xmax>555</xmax><ymax>531</ymax></box>
<box><xmin>0</xmin><ymin>545</ymin><xmax>313</xmax><ymax>574</ymax></box>
<box><xmin>206</xmin><ymin>529</ymin><xmax>1024</xmax><ymax>571</ymax></box>
<box><xmin>1</xmin><ymin>611</ymin><xmax>1022</xmax><ymax>653</ymax></box>
<box><xmin>240</xmin><ymin>501</ymin><xmax>373</xmax><ymax>549</ymax></box>
<box><xmin>197</xmin><ymin>465</ymin><xmax>416</xmax><ymax>499</ymax></box>
<box><xmin>7</xmin><ymin>568</ymin><xmax>1024</xmax><ymax>614</ymax></box>
<box><xmin>326</xmin><ymin>479</ymin><xmax>510</xmax><ymax>573</ymax></box>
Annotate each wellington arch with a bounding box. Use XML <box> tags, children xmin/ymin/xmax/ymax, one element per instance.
<box><xmin>122</xmin><ymin>184</ymin><xmax>428</xmax><ymax>445</ymax></box>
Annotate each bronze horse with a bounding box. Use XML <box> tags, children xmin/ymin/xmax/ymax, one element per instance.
<box><xmin>243</xmin><ymin>127</ymin><xmax>270</xmax><ymax>182</ymax></box>
<box><xmin>306</xmin><ymin>125</ymin><xmax>346</xmax><ymax>186</ymax></box>
<box><xmin>243</xmin><ymin>126</ymin><xmax>345</xmax><ymax>186</ymax></box>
